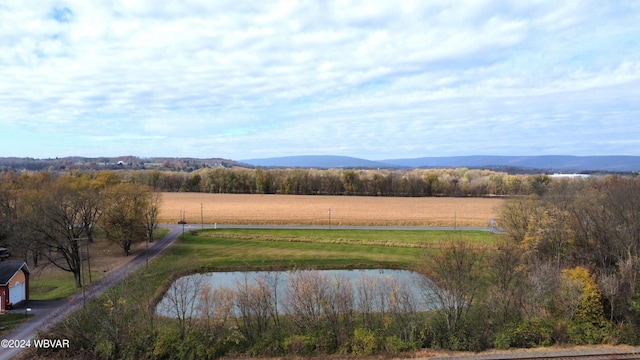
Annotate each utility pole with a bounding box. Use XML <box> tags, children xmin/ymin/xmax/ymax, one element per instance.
<box><xmin>179</xmin><ymin>210</ymin><xmax>186</xmax><ymax>234</ymax></box>
<box><xmin>74</xmin><ymin>237</ymin><xmax>89</xmax><ymax>307</ymax></box>
<box><xmin>86</xmin><ymin>239</ymin><xmax>92</xmax><ymax>284</ymax></box>
<box><xmin>454</xmin><ymin>211</ymin><xmax>457</xmax><ymax>231</ymax></box>
<box><xmin>328</xmin><ymin>208</ymin><xmax>332</xmax><ymax>230</ymax></box>
<box><xmin>145</xmin><ymin>235</ymin><xmax>149</xmax><ymax>269</ymax></box>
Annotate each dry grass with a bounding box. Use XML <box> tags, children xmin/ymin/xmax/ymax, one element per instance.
<box><xmin>159</xmin><ymin>193</ymin><xmax>504</xmax><ymax>227</ymax></box>
<box><xmin>28</xmin><ymin>230</ymin><xmax>169</xmax><ymax>301</ymax></box>
<box><xmin>31</xmin><ymin>238</ymin><xmax>151</xmax><ymax>275</ymax></box>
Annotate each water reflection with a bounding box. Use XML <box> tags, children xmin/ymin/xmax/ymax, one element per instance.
<box><xmin>157</xmin><ymin>269</ymin><xmax>434</xmax><ymax>318</ymax></box>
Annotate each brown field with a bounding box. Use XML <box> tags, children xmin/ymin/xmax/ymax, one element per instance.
<box><xmin>158</xmin><ymin>193</ymin><xmax>505</xmax><ymax>227</ymax></box>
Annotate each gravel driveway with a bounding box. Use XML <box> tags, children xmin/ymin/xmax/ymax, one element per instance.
<box><xmin>0</xmin><ymin>225</ymin><xmax>182</xmax><ymax>360</ymax></box>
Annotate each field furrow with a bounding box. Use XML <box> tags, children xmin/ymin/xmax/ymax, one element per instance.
<box><xmin>159</xmin><ymin>193</ymin><xmax>504</xmax><ymax>226</ymax></box>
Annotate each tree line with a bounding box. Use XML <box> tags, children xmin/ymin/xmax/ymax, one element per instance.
<box><xmin>120</xmin><ymin>167</ymin><xmax>554</xmax><ymax>197</ymax></box>
<box><xmin>0</xmin><ymin>171</ymin><xmax>160</xmax><ymax>287</ymax></box>
<box><xmin>486</xmin><ymin>175</ymin><xmax>640</xmax><ymax>348</ymax></box>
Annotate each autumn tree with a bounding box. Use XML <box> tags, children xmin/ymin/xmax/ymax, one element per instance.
<box><xmin>100</xmin><ymin>183</ymin><xmax>151</xmax><ymax>256</ymax></box>
<box><xmin>562</xmin><ymin>266</ymin><xmax>609</xmax><ymax>344</ymax></box>
<box><xmin>500</xmin><ymin>195</ymin><xmax>539</xmax><ymax>244</ymax></box>
<box><xmin>521</xmin><ymin>207</ymin><xmax>575</xmax><ymax>269</ymax></box>
<box><xmin>0</xmin><ymin>175</ymin><xmax>18</xmax><ymax>246</ymax></box>
<box><xmin>144</xmin><ymin>190</ymin><xmax>162</xmax><ymax>243</ymax></box>
<box><xmin>67</xmin><ymin>174</ymin><xmax>110</xmax><ymax>244</ymax></box>
<box><xmin>20</xmin><ymin>174</ymin><xmax>91</xmax><ymax>287</ymax></box>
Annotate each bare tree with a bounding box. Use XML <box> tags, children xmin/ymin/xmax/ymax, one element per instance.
<box><xmin>381</xmin><ymin>275</ymin><xmax>420</xmax><ymax>342</ymax></box>
<box><xmin>158</xmin><ymin>274</ymin><xmax>206</xmax><ymax>340</ymax></box>
<box><xmin>488</xmin><ymin>238</ymin><xmax>526</xmax><ymax>324</ymax></box>
<box><xmin>356</xmin><ymin>274</ymin><xmax>378</xmax><ymax>329</ymax></box>
<box><xmin>284</xmin><ymin>270</ymin><xmax>331</xmax><ymax>333</ymax></box>
<box><xmin>521</xmin><ymin>260</ymin><xmax>562</xmax><ymax>320</ymax></box>
<box><xmin>322</xmin><ymin>274</ymin><xmax>355</xmax><ymax>349</ymax></box>
<box><xmin>420</xmin><ymin>240</ymin><xmax>485</xmax><ymax>334</ymax></box>
<box><xmin>197</xmin><ymin>284</ymin><xmax>235</xmax><ymax>340</ymax></box>
<box><xmin>234</xmin><ymin>272</ymin><xmax>278</xmax><ymax>343</ymax></box>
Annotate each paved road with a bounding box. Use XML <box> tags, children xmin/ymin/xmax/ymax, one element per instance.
<box><xmin>0</xmin><ymin>225</ymin><xmax>182</xmax><ymax>360</ymax></box>
<box><xmin>0</xmin><ymin>224</ymin><xmax>496</xmax><ymax>359</ymax></box>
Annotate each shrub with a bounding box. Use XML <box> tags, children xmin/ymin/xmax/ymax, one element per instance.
<box><xmin>567</xmin><ymin>319</ymin><xmax>610</xmax><ymax>345</ymax></box>
<box><xmin>283</xmin><ymin>334</ymin><xmax>316</xmax><ymax>356</ymax></box>
<box><xmin>249</xmin><ymin>329</ymin><xmax>285</xmax><ymax>357</ymax></box>
<box><xmin>494</xmin><ymin>319</ymin><xmax>554</xmax><ymax>350</ymax></box>
<box><xmin>153</xmin><ymin>329</ymin><xmax>181</xmax><ymax>360</ymax></box>
<box><xmin>563</xmin><ymin>266</ymin><xmax>610</xmax><ymax>345</ymax></box>
<box><xmin>94</xmin><ymin>339</ymin><xmax>116</xmax><ymax>360</ymax></box>
<box><xmin>383</xmin><ymin>335</ymin><xmax>414</xmax><ymax>354</ymax></box>
<box><xmin>609</xmin><ymin>322</ymin><xmax>640</xmax><ymax>345</ymax></box>
<box><xmin>351</xmin><ymin>327</ymin><xmax>378</xmax><ymax>356</ymax></box>
<box><xmin>445</xmin><ymin>332</ymin><xmax>468</xmax><ymax>352</ymax></box>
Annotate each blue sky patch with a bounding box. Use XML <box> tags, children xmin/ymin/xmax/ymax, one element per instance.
<box><xmin>51</xmin><ymin>7</ymin><xmax>73</xmax><ymax>23</ymax></box>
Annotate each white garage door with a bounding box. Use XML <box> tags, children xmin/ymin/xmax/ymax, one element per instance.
<box><xmin>10</xmin><ymin>281</ymin><xmax>25</xmax><ymax>304</ymax></box>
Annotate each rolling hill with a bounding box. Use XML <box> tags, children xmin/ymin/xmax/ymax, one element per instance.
<box><xmin>242</xmin><ymin>155</ymin><xmax>640</xmax><ymax>172</ymax></box>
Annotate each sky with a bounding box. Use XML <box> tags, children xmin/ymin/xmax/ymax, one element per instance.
<box><xmin>2</xmin><ymin>1</ymin><xmax>640</xmax><ymax>160</ymax></box>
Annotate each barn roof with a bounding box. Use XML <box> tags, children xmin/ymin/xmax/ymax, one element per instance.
<box><xmin>0</xmin><ymin>261</ymin><xmax>30</xmax><ymax>286</ymax></box>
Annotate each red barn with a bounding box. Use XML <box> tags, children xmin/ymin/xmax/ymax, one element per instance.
<box><xmin>0</xmin><ymin>261</ymin><xmax>30</xmax><ymax>312</ymax></box>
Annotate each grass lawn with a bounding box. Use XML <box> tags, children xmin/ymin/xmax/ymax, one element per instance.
<box><xmin>29</xmin><ymin>270</ymin><xmax>79</xmax><ymax>301</ymax></box>
<box><xmin>170</xmin><ymin>228</ymin><xmax>498</xmax><ymax>268</ymax></box>
<box><xmin>200</xmin><ymin>228</ymin><xmax>498</xmax><ymax>247</ymax></box>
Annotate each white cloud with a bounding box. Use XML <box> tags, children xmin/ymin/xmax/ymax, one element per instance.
<box><xmin>1</xmin><ymin>0</ymin><xmax>639</xmax><ymax>158</ymax></box>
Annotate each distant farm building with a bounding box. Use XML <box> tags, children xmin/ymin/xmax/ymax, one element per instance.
<box><xmin>0</xmin><ymin>261</ymin><xmax>30</xmax><ymax>312</ymax></box>
<box><xmin>551</xmin><ymin>173</ymin><xmax>590</xmax><ymax>179</ymax></box>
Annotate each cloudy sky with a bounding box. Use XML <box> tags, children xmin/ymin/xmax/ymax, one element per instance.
<box><xmin>2</xmin><ymin>1</ymin><xmax>639</xmax><ymax>160</ymax></box>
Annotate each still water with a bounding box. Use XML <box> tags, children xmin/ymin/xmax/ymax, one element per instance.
<box><xmin>157</xmin><ymin>269</ymin><xmax>434</xmax><ymax>318</ymax></box>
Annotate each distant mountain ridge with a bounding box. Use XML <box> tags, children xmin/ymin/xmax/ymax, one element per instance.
<box><xmin>242</xmin><ymin>155</ymin><xmax>396</xmax><ymax>169</ymax></box>
<box><xmin>242</xmin><ymin>155</ymin><xmax>640</xmax><ymax>172</ymax></box>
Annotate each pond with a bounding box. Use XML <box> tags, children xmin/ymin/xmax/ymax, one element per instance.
<box><xmin>157</xmin><ymin>269</ymin><xmax>437</xmax><ymax>318</ymax></box>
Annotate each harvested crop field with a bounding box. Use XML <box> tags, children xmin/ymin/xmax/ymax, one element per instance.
<box><xmin>159</xmin><ymin>193</ymin><xmax>504</xmax><ymax>226</ymax></box>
